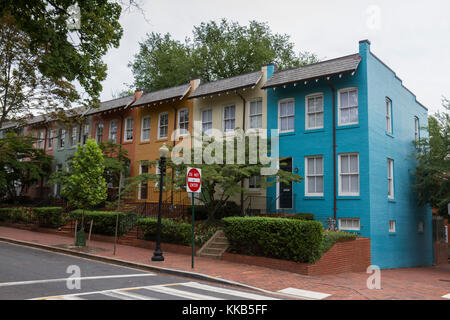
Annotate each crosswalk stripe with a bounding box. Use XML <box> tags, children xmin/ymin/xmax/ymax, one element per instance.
<box><xmin>180</xmin><ymin>281</ymin><xmax>279</xmax><ymax>300</ymax></box>
<box><xmin>277</xmin><ymin>287</ymin><xmax>331</xmax><ymax>300</ymax></box>
<box><xmin>102</xmin><ymin>290</ymin><xmax>157</xmax><ymax>300</ymax></box>
<box><xmin>143</xmin><ymin>285</ymin><xmax>223</xmax><ymax>300</ymax></box>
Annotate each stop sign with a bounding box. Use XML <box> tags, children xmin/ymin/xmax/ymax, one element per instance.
<box><xmin>186</xmin><ymin>167</ymin><xmax>201</xmax><ymax>193</ymax></box>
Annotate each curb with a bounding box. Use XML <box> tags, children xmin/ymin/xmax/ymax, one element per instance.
<box><xmin>0</xmin><ymin>236</ymin><xmax>291</xmax><ymax>299</ymax></box>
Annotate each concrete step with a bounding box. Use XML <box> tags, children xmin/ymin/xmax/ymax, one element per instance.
<box><xmin>198</xmin><ymin>253</ymin><xmax>222</xmax><ymax>259</ymax></box>
<box><xmin>201</xmin><ymin>247</ymin><xmax>225</xmax><ymax>255</ymax></box>
<box><xmin>208</xmin><ymin>243</ymin><xmax>229</xmax><ymax>249</ymax></box>
<box><xmin>215</xmin><ymin>237</ymin><xmax>229</xmax><ymax>242</ymax></box>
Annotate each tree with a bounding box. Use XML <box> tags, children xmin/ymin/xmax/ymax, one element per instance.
<box><xmin>0</xmin><ymin>131</ymin><xmax>53</xmax><ymax>202</ymax></box>
<box><xmin>414</xmin><ymin>97</ymin><xmax>450</xmax><ymax>216</ymax></box>
<box><xmin>129</xmin><ymin>19</ymin><xmax>319</xmax><ymax>92</ymax></box>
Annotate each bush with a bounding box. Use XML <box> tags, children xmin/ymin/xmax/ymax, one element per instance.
<box><xmin>33</xmin><ymin>207</ymin><xmax>65</xmax><ymax>228</ymax></box>
<box><xmin>137</xmin><ymin>218</ymin><xmax>191</xmax><ymax>246</ymax></box>
<box><xmin>222</xmin><ymin>217</ymin><xmax>323</xmax><ymax>263</ymax></box>
<box><xmin>185</xmin><ymin>205</ymin><xmax>210</xmax><ymax>221</ymax></box>
<box><xmin>285</xmin><ymin>213</ymin><xmax>314</xmax><ymax>221</ymax></box>
<box><xmin>318</xmin><ymin>231</ymin><xmax>357</xmax><ymax>258</ymax></box>
<box><xmin>0</xmin><ymin>207</ymin><xmax>29</xmax><ymax>223</ymax></box>
<box><xmin>69</xmin><ymin>210</ymin><xmax>137</xmax><ymax>236</ymax></box>
<box><xmin>186</xmin><ymin>201</ymin><xmax>241</xmax><ymax>221</ymax></box>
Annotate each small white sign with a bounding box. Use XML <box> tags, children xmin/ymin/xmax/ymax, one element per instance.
<box><xmin>186</xmin><ymin>167</ymin><xmax>201</xmax><ymax>193</ymax></box>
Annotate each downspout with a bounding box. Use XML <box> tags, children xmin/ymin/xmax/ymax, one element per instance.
<box><xmin>40</xmin><ymin>125</ymin><xmax>48</xmax><ymax>199</ymax></box>
<box><xmin>236</xmin><ymin>91</ymin><xmax>247</xmax><ymax>216</ymax></box>
<box><xmin>171</xmin><ymin>105</ymin><xmax>178</xmax><ymax>206</ymax></box>
<box><xmin>326</xmin><ymin>80</ymin><xmax>337</xmax><ymax>226</ymax></box>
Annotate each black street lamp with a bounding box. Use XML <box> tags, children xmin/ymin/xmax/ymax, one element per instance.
<box><xmin>152</xmin><ymin>143</ymin><xmax>169</xmax><ymax>262</ymax></box>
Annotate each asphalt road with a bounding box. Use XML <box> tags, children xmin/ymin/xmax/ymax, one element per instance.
<box><xmin>0</xmin><ymin>241</ymin><xmax>281</xmax><ymax>300</ymax></box>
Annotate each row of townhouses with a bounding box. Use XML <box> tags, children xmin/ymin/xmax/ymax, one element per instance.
<box><xmin>0</xmin><ymin>40</ymin><xmax>432</xmax><ymax>269</ymax></box>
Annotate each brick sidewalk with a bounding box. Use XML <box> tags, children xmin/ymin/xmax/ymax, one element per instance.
<box><xmin>0</xmin><ymin>226</ymin><xmax>448</xmax><ymax>300</ymax></box>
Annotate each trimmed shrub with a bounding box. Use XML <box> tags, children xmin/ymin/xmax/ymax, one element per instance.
<box><xmin>137</xmin><ymin>218</ymin><xmax>191</xmax><ymax>246</ymax></box>
<box><xmin>288</xmin><ymin>213</ymin><xmax>314</xmax><ymax>221</ymax></box>
<box><xmin>69</xmin><ymin>210</ymin><xmax>137</xmax><ymax>236</ymax></box>
<box><xmin>0</xmin><ymin>207</ymin><xmax>29</xmax><ymax>223</ymax></box>
<box><xmin>33</xmin><ymin>207</ymin><xmax>65</xmax><ymax>228</ymax></box>
<box><xmin>222</xmin><ymin>217</ymin><xmax>323</xmax><ymax>263</ymax></box>
<box><xmin>318</xmin><ymin>231</ymin><xmax>358</xmax><ymax>257</ymax></box>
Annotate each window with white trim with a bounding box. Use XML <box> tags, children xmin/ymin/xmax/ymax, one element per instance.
<box><xmin>138</xmin><ymin>163</ymin><xmax>148</xmax><ymax>200</ymax></box>
<box><xmin>109</xmin><ymin>120</ymin><xmax>118</xmax><ymax>142</ymax></box>
<box><xmin>249</xmin><ymin>99</ymin><xmax>263</xmax><ymax>129</ymax></box>
<box><xmin>339</xmin><ymin>218</ymin><xmax>360</xmax><ymax>231</ymax></box>
<box><xmin>389</xmin><ymin>220</ymin><xmax>396</xmax><ymax>233</ymax></box>
<box><xmin>69</xmin><ymin>127</ymin><xmax>77</xmax><ymax>147</ymax></box>
<box><xmin>386</xmin><ymin>98</ymin><xmax>392</xmax><ymax>134</ymax></box>
<box><xmin>141</xmin><ymin>116</ymin><xmax>151</xmax><ymax>141</ymax></box>
<box><xmin>387</xmin><ymin>158</ymin><xmax>394</xmax><ymax>199</ymax></box>
<box><xmin>96</xmin><ymin>123</ymin><xmax>104</xmax><ymax>143</ymax></box>
<box><xmin>305</xmin><ymin>156</ymin><xmax>324</xmax><ymax>196</ymax></box>
<box><xmin>338</xmin><ymin>153</ymin><xmax>359</xmax><ymax>196</ymax></box>
<box><xmin>82</xmin><ymin>124</ymin><xmax>89</xmax><ymax>145</ymax></box>
<box><xmin>124</xmin><ymin>117</ymin><xmax>134</xmax><ymax>141</ymax></box>
<box><xmin>201</xmin><ymin>109</ymin><xmax>212</xmax><ymax>133</ymax></box>
<box><xmin>47</xmin><ymin>129</ymin><xmax>53</xmax><ymax>149</ymax></box>
<box><xmin>414</xmin><ymin>116</ymin><xmax>419</xmax><ymax>142</ymax></box>
<box><xmin>178</xmin><ymin>108</ymin><xmax>189</xmax><ymax>136</ymax></box>
<box><xmin>223</xmin><ymin>105</ymin><xmax>235</xmax><ymax>133</ymax></box>
<box><xmin>279</xmin><ymin>100</ymin><xmax>295</xmax><ymax>132</ymax></box>
<box><xmin>158</xmin><ymin>113</ymin><xmax>168</xmax><ymax>139</ymax></box>
<box><xmin>36</xmin><ymin>131</ymin><xmax>44</xmax><ymax>149</ymax></box>
<box><xmin>306</xmin><ymin>94</ymin><xmax>323</xmax><ymax>130</ymax></box>
<box><xmin>338</xmin><ymin>88</ymin><xmax>358</xmax><ymax>125</ymax></box>
<box><xmin>248</xmin><ymin>176</ymin><xmax>261</xmax><ymax>189</ymax></box>
<box><xmin>59</xmin><ymin>128</ymin><xmax>65</xmax><ymax>148</ymax></box>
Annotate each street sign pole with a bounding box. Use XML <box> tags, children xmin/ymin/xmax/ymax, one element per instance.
<box><xmin>191</xmin><ymin>193</ymin><xmax>195</xmax><ymax>269</ymax></box>
<box><xmin>186</xmin><ymin>167</ymin><xmax>201</xmax><ymax>269</ymax></box>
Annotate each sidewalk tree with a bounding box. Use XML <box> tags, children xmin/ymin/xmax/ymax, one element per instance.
<box><xmin>414</xmin><ymin>97</ymin><xmax>450</xmax><ymax>216</ymax></box>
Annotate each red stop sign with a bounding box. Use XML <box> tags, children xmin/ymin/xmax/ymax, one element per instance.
<box><xmin>186</xmin><ymin>168</ymin><xmax>201</xmax><ymax>193</ymax></box>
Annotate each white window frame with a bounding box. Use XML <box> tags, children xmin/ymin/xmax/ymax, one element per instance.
<box><xmin>124</xmin><ymin>117</ymin><xmax>134</xmax><ymax>142</ymax></box>
<box><xmin>157</xmin><ymin>112</ymin><xmax>169</xmax><ymax>139</ymax></box>
<box><xmin>222</xmin><ymin>105</ymin><xmax>236</xmax><ymax>133</ymax></box>
<box><xmin>141</xmin><ymin>116</ymin><xmax>151</xmax><ymax>142</ymax></box>
<box><xmin>339</xmin><ymin>218</ymin><xmax>360</xmax><ymax>231</ymax></box>
<box><xmin>305</xmin><ymin>155</ymin><xmax>324</xmax><ymax>196</ymax></box>
<box><xmin>247</xmin><ymin>176</ymin><xmax>261</xmax><ymax>191</ymax></box>
<box><xmin>386</xmin><ymin>98</ymin><xmax>392</xmax><ymax>134</ymax></box>
<box><xmin>47</xmin><ymin>129</ymin><xmax>54</xmax><ymax>150</ymax></box>
<box><xmin>138</xmin><ymin>162</ymin><xmax>149</xmax><ymax>200</ymax></box>
<box><xmin>387</xmin><ymin>158</ymin><xmax>394</xmax><ymax>199</ymax></box>
<box><xmin>70</xmin><ymin>127</ymin><xmax>77</xmax><ymax>147</ymax></box>
<box><xmin>59</xmin><ymin>128</ymin><xmax>65</xmax><ymax>149</ymax></box>
<box><xmin>338</xmin><ymin>87</ymin><xmax>359</xmax><ymax>126</ymax></box>
<box><xmin>36</xmin><ymin>131</ymin><xmax>44</xmax><ymax>149</ymax></box>
<box><xmin>82</xmin><ymin>124</ymin><xmax>89</xmax><ymax>145</ymax></box>
<box><xmin>96</xmin><ymin>123</ymin><xmax>104</xmax><ymax>144</ymax></box>
<box><xmin>305</xmin><ymin>93</ymin><xmax>324</xmax><ymax>130</ymax></box>
<box><xmin>177</xmin><ymin>108</ymin><xmax>189</xmax><ymax>137</ymax></box>
<box><xmin>414</xmin><ymin>116</ymin><xmax>419</xmax><ymax>142</ymax></box>
<box><xmin>201</xmin><ymin>108</ymin><xmax>213</xmax><ymax>134</ymax></box>
<box><xmin>248</xmin><ymin>98</ymin><xmax>263</xmax><ymax>130</ymax></box>
<box><xmin>278</xmin><ymin>98</ymin><xmax>295</xmax><ymax>133</ymax></box>
<box><xmin>109</xmin><ymin>120</ymin><xmax>118</xmax><ymax>142</ymax></box>
<box><xmin>338</xmin><ymin>153</ymin><xmax>360</xmax><ymax>196</ymax></box>
<box><xmin>389</xmin><ymin>220</ymin><xmax>396</xmax><ymax>233</ymax></box>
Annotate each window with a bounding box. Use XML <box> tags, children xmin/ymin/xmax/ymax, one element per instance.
<box><xmin>36</xmin><ymin>131</ymin><xmax>44</xmax><ymax>149</ymax></box>
<box><xmin>47</xmin><ymin>129</ymin><xmax>53</xmax><ymax>149</ymax></box>
<box><xmin>109</xmin><ymin>120</ymin><xmax>118</xmax><ymax>142</ymax></box>
<box><xmin>82</xmin><ymin>124</ymin><xmax>89</xmax><ymax>145</ymax></box>
<box><xmin>70</xmin><ymin>127</ymin><xmax>77</xmax><ymax>147</ymax></box>
<box><xmin>414</xmin><ymin>117</ymin><xmax>419</xmax><ymax>141</ymax></box>
<box><xmin>338</xmin><ymin>153</ymin><xmax>359</xmax><ymax>196</ymax></box>
<box><xmin>389</xmin><ymin>220</ymin><xmax>396</xmax><ymax>233</ymax></box>
<box><xmin>248</xmin><ymin>176</ymin><xmax>261</xmax><ymax>189</ymax></box>
<box><xmin>55</xmin><ymin>164</ymin><xmax>63</xmax><ymax>196</ymax></box>
<box><xmin>178</xmin><ymin>108</ymin><xmax>189</xmax><ymax>136</ymax></box>
<box><xmin>201</xmin><ymin>109</ymin><xmax>212</xmax><ymax>133</ymax></box>
<box><xmin>338</xmin><ymin>88</ymin><xmax>358</xmax><ymax>125</ymax></box>
<box><xmin>386</xmin><ymin>98</ymin><xmax>392</xmax><ymax>134</ymax></box>
<box><xmin>306</xmin><ymin>94</ymin><xmax>324</xmax><ymax>130</ymax></box>
<box><xmin>339</xmin><ymin>218</ymin><xmax>360</xmax><ymax>231</ymax></box>
<box><xmin>305</xmin><ymin>156</ymin><xmax>324</xmax><ymax>196</ymax></box>
<box><xmin>59</xmin><ymin>128</ymin><xmax>65</xmax><ymax>148</ymax></box>
<box><xmin>223</xmin><ymin>105</ymin><xmax>235</xmax><ymax>133</ymax></box>
<box><xmin>141</xmin><ymin>116</ymin><xmax>151</xmax><ymax>141</ymax></box>
<box><xmin>95</xmin><ymin>123</ymin><xmax>104</xmax><ymax>143</ymax></box>
<box><xmin>418</xmin><ymin>221</ymin><xmax>424</xmax><ymax>233</ymax></box>
<box><xmin>387</xmin><ymin>158</ymin><xmax>394</xmax><ymax>199</ymax></box>
<box><xmin>249</xmin><ymin>99</ymin><xmax>263</xmax><ymax>129</ymax></box>
<box><xmin>124</xmin><ymin>117</ymin><xmax>134</xmax><ymax>141</ymax></box>
<box><xmin>158</xmin><ymin>113</ymin><xmax>168</xmax><ymax>139</ymax></box>
<box><xmin>279</xmin><ymin>100</ymin><xmax>295</xmax><ymax>132</ymax></box>
<box><xmin>138</xmin><ymin>163</ymin><xmax>148</xmax><ymax>200</ymax></box>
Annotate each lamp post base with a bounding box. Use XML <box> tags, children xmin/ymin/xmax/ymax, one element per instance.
<box><xmin>151</xmin><ymin>249</ymin><xmax>164</xmax><ymax>261</ymax></box>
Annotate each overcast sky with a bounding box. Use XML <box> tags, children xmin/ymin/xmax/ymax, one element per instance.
<box><xmin>99</xmin><ymin>0</ymin><xmax>450</xmax><ymax>114</ymax></box>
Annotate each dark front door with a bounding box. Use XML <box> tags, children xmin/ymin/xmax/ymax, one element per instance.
<box><xmin>279</xmin><ymin>158</ymin><xmax>293</xmax><ymax>209</ymax></box>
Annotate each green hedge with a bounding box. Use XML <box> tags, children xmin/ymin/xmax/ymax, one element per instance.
<box><xmin>0</xmin><ymin>207</ymin><xmax>29</xmax><ymax>223</ymax></box>
<box><xmin>33</xmin><ymin>207</ymin><xmax>65</xmax><ymax>228</ymax></box>
<box><xmin>319</xmin><ymin>231</ymin><xmax>357</xmax><ymax>256</ymax></box>
<box><xmin>285</xmin><ymin>213</ymin><xmax>314</xmax><ymax>221</ymax></box>
<box><xmin>137</xmin><ymin>218</ymin><xmax>191</xmax><ymax>246</ymax></box>
<box><xmin>222</xmin><ymin>216</ymin><xmax>323</xmax><ymax>263</ymax></box>
<box><xmin>69</xmin><ymin>210</ymin><xmax>137</xmax><ymax>236</ymax></box>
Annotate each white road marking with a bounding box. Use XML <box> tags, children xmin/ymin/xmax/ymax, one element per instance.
<box><xmin>180</xmin><ymin>281</ymin><xmax>279</xmax><ymax>300</ymax></box>
<box><xmin>443</xmin><ymin>293</ymin><xmax>450</xmax><ymax>299</ymax></box>
<box><xmin>0</xmin><ymin>273</ymin><xmax>155</xmax><ymax>287</ymax></box>
<box><xmin>143</xmin><ymin>285</ymin><xmax>224</xmax><ymax>300</ymax></box>
<box><xmin>102</xmin><ymin>290</ymin><xmax>157</xmax><ymax>300</ymax></box>
<box><xmin>277</xmin><ymin>287</ymin><xmax>331</xmax><ymax>300</ymax></box>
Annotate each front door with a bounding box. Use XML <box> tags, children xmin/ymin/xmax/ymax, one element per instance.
<box><xmin>278</xmin><ymin>157</ymin><xmax>293</xmax><ymax>209</ymax></box>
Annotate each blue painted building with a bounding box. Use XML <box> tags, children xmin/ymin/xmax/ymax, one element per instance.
<box><xmin>262</xmin><ymin>40</ymin><xmax>432</xmax><ymax>269</ymax></box>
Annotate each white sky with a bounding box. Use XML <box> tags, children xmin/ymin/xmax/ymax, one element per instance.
<box><xmin>99</xmin><ymin>0</ymin><xmax>450</xmax><ymax>114</ymax></box>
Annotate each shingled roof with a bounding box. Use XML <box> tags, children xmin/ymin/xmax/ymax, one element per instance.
<box><xmin>133</xmin><ymin>83</ymin><xmax>191</xmax><ymax>107</ymax></box>
<box><xmin>86</xmin><ymin>95</ymin><xmax>135</xmax><ymax>116</ymax></box>
<box><xmin>189</xmin><ymin>71</ymin><xmax>263</xmax><ymax>99</ymax></box>
<box><xmin>262</xmin><ymin>54</ymin><xmax>361</xmax><ymax>89</ymax></box>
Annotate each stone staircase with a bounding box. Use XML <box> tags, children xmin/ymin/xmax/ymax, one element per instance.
<box><xmin>197</xmin><ymin>230</ymin><xmax>229</xmax><ymax>259</ymax></box>
<box><xmin>118</xmin><ymin>226</ymin><xmax>139</xmax><ymax>246</ymax></box>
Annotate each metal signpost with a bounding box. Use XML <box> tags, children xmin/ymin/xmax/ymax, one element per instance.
<box><xmin>186</xmin><ymin>167</ymin><xmax>201</xmax><ymax>269</ymax></box>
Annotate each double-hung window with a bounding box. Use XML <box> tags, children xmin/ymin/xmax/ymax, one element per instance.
<box><xmin>305</xmin><ymin>156</ymin><xmax>324</xmax><ymax>196</ymax></box>
<box><xmin>386</xmin><ymin>98</ymin><xmax>392</xmax><ymax>134</ymax></box>
<box><xmin>339</xmin><ymin>153</ymin><xmax>359</xmax><ymax>196</ymax></box>
<box><xmin>158</xmin><ymin>112</ymin><xmax>168</xmax><ymax>139</ymax></box>
<box><xmin>306</xmin><ymin>94</ymin><xmax>324</xmax><ymax>130</ymax></box>
<box><xmin>70</xmin><ymin>127</ymin><xmax>77</xmax><ymax>147</ymax></box>
<box><xmin>82</xmin><ymin>124</ymin><xmax>89</xmax><ymax>145</ymax></box>
<box><xmin>279</xmin><ymin>99</ymin><xmax>295</xmax><ymax>132</ymax></box>
<box><xmin>139</xmin><ymin>163</ymin><xmax>148</xmax><ymax>200</ymax></box>
<box><xmin>249</xmin><ymin>99</ymin><xmax>263</xmax><ymax>129</ymax></box>
<box><xmin>387</xmin><ymin>158</ymin><xmax>394</xmax><ymax>199</ymax></box>
<box><xmin>223</xmin><ymin>105</ymin><xmax>235</xmax><ymax>133</ymax></box>
<box><xmin>248</xmin><ymin>176</ymin><xmax>261</xmax><ymax>190</ymax></box>
<box><xmin>141</xmin><ymin>116</ymin><xmax>151</xmax><ymax>141</ymax></box>
<box><xmin>178</xmin><ymin>108</ymin><xmax>189</xmax><ymax>136</ymax></box>
<box><xmin>47</xmin><ymin>129</ymin><xmax>53</xmax><ymax>149</ymax></box>
<box><xmin>96</xmin><ymin>123</ymin><xmax>104</xmax><ymax>143</ymax></box>
<box><xmin>36</xmin><ymin>131</ymin><xmax>44</xmax><ymax>149</ymax></box>
<box><xmin>414</xmin><ymin>117</ymin><xmax>419</xmax><ymax>142</ymax></box>
<box><xmin>389</xmin><ymin>220</ymin><xmax>396</xmax><ymax>233</ymax></box>
<box><xmin>338</xmin><ymin>88</ymin><xmax>358</xmax><ymax>125</ymax></box>
<box><xmin>59</xmin><ymin>128</ymin><xmax>65</xmax><ymax>149</ymax></box>
<box><xmin>109</xmin><ymin>120</ymin><xmax>118</xmax><ymax>142</ymax></box>
<box><xmin>201</xmin><ymin>109</ymin><xmax>212</xmax><ymax>134</ymax></box>
<box><xmin>124</xmin><ymin>117</ymin><xmax>134</xmax><ymax>142</ymax></box>
<box><xmin>339</xmin><ymin>218</ymin><xmax>360</xmax><ymax>231</ymax></box>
